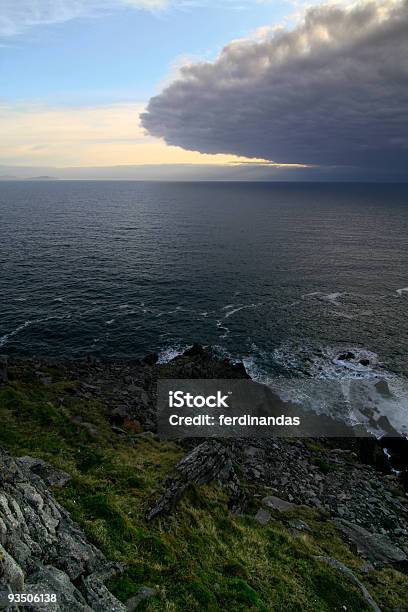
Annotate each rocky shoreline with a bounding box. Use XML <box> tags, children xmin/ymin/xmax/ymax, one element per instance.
<box><xmin>1</xmin><ymin>345</ymin><xmax>407</xmax><ymax>610</ymax></box>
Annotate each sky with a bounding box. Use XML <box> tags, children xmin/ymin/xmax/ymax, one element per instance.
<box><xmin>0</xmin><ymin>0</ymin><xmax>407</xmax><ymax>180</ymax></box>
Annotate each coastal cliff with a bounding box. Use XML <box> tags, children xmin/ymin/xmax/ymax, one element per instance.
<box><xmin>0</xmin><ymin>346</ymin><xmax>407</xmax><ymax>611</ymax></box>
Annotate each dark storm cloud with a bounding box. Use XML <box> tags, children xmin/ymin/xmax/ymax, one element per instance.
<box><xmin>141</xmin><ymin>1</ymin><xmax>408</xmax><ymax>175</ymax></box>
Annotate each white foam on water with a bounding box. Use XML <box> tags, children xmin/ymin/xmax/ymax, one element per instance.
<box><xmin>157</xmin><ymin>306</ymin><xmax>188</xmax><ymax>318</ymax></box>
<box><xmin>216</xmin><ymin>319</ymin><xmax>230</xmax><ymax>339</ymax></box>
<box><xmin>241</xmin><ymin>355</ymin><xmax>272</xmax><ymax>386</ymax></box>
<box><xmin>301</xmin><ymin>291</ymin><xmax>346</xmax><ymax>306</ymax></box>
<box><xmin>396</xmin><ymin>287</ymin><xmax>408</xmax><ymax>296</ymax></box>
<box><xmin>157</xmin><ymin>344</ymin><xmax>190</xmax><ymax>364</ymax></box>
<box><xmin>0</xmin><ymin>315</ymin><xmax>68</xmax><ymax>348</ymax></box>
<box><xmin>319</xmin><ymin>346</ymin><xmax>380</xmax><ymax>377</ymax></box>
<box><xmin>324</xmin><ymin>292</ymin><xmax>344</xmax><ymax>305</ymax></box>
<box><xmin>252</xmin><ymin>343</ymin><xmax>408</xmax><ymax>437</ymax></box>
<box><xmin>0</xmin><ymin>320</ymin><xmax>33</xmax><ymax>347</ymax></box>
<box><xmin>224</xmin><ymin>303</ymin><xmax>262</xmax><ymax>318</ymax></box>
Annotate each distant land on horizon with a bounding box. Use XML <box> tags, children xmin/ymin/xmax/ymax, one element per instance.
<box><xmin>27</xmin><ymin>175</ymin><xmax>59</xmax><ymax>181</ymax></box>
<box><xmin>1</xmin><ymin>164</ymin><xmax>407</xmax><ymax>183</ymax></box>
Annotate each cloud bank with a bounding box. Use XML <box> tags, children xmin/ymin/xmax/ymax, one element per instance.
<box><xmin>142</xmin><ymin>0</ymin><xmax>408</xmax><ymax>176</ymax></box>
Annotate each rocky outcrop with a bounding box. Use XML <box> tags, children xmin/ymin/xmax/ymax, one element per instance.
<box><xmin>159</xmin><ymin>343</ymin><xmax>250</xmax><ymax>380</ymax></box>
<box><xmin>232</xmin><ymin>437</ymin><xmax>408</xmax><ymax>558</ymax></box>
<box><xmin>146</xmin><ymin>441</ymin><xmax>247</xmax><ymax>521</ymax></box>
<box><xmin>0</xmin><ymin>448</ymin><xmax>125</xmax><ymax>611</ymax></box>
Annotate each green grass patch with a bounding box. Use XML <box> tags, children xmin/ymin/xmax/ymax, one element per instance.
<box><xmin>1</xmin><ymin>365</ymin><xmax>407</xmax><ymax>611</ymax></box>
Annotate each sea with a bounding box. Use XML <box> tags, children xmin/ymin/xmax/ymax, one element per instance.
<box><xmin>1</xmin><ymin>181</ymin><xmax>407</xmax><ymax>436</ymax></box>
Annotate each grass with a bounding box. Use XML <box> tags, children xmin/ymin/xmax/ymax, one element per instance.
<box><xmin>1</xmin><ymin>363</ymin><xmax>407</xmax><ymax>611</ymax></box>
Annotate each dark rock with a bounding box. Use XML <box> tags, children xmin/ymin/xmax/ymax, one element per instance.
<box><xmin>0</xmin><ymin>355</ymin><xmax>7</xmax><ymax>383</ymax></box>
<box><xmin>337</xmin><ymin>352</ymin><xmax>355</xmax><ymax>361</ymax></box>
<box><xmin>110</xmin><ymin>405</ymin><xmax>131</xmax><ymax>425</ymax></box>
<box><xmin>380</xmin><ymin>435</ymin><xmax>408</xmax><ymax>474</ymax></box>
<box><xmin>26</xmin><ymin>566</ymin><xmax>91</xmax><ymax>611</ymax></box>
<box><xmin>333</xmin><ymin>518</ymin><xmax>408</xmax><ymax>568</ymax></box>
<box><xmin>375</xmin><ymin>379</ymin><xmax>392</xmax><ymax>398</ymax></box>
<box><xmin>184</xmin><ymin>343</ymin><xmax>206</xmax><ymax>357</ymax></box>
<box><xmin>18</xmin><ymin>456</ymin><xmax>71</xmax><ymax>488</ymax></box>
<box><xmin>255</xmin><ymin>509</ymin><xmax>271</xmax><ymax>525</ymax></box>
<box><xmin>81</xmin><ymin>565</ymin><xmax>126</xmax><ymax>611</ymax></box>
<box><xmin>288</xmin><ymin>519</ymin><xmax>311</xmax><ymax>533</ymax></box>
<box><xmin>262</xmin><ymin>496</ymin><xmax>299</xmax><ymax>513</ymax></box>
<box><xmin>142</xmin><ymin>353</ymin><xmax>158</xmax><ymax>366</ymax></box>
<box><xmin>111</xmin><ymin>425</ymin><xmax>128</xmax><ymax>436</ymax></box>
<box><xmin>126</xmin><ymin>586</ymin><xmax>157</xmax><ymax>611</ymax></box>
<box><xmin>160</xmin><ymin>345</ymin><xmax>250</xmax><ymax>380</ymax></box>
<box><xmin>35</xmin><ymin>371</ymin><xmax>53</xmax><ymax>385</ymax></box>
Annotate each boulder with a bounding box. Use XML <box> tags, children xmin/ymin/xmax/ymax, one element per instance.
<box><xmin>333</xmin><ymin>518</ymin><xmax>407</xmax><ymax>568</ymax></box>
<box><xmin>262</xmin><ymin>496</ymin><xmax>299</xmax><ymax>513</ymax></box>
<box><xmin>337</xmin><ymin>352</ymin><xmax>355</xmax><ymax>361</ymax></box>
<box><xmin>255</xmin><ymin>509</ymin><xmax>271</xmax><ymax>525</ymax></box>
<box><xmin>288</xmin><ymin>519</ymin><xmax>311</xmax><ymax>533</ymax></box>
<box><xmin>126</xmin><ymin>586</ymin><xmax>157</xmax><ymax>611</ymax></box>
<box><xmin>18</xmin><ymin>457</ymin><xmax>71</xmax><ymax>488</ymax></box>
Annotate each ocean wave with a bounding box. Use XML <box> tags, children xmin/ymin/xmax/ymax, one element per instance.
<box><xmin>223</xmin><ymin>303</ymin><xmax>263</xmax><ymax>319</ymax></box>
<box><xmin>301</xmin><ymin>291</ymin><xmax>346</xmax><ymax>306</ymax></box>
<box><xmin>0</xmin><ymin>315</ymin><xmax>68</xmax><ymax>348</ymax></box>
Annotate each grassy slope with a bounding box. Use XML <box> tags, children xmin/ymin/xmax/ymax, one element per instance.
<box><xmin>0</xmin><ymin>363</ymin><xmax>407</xmax><ymax>611</ymax></box>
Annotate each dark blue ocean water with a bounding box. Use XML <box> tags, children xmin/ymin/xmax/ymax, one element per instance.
<box><xmin>1</xmin><ymin>181</ymin><xmax>408</xmax><ymax>433</ymax></box>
